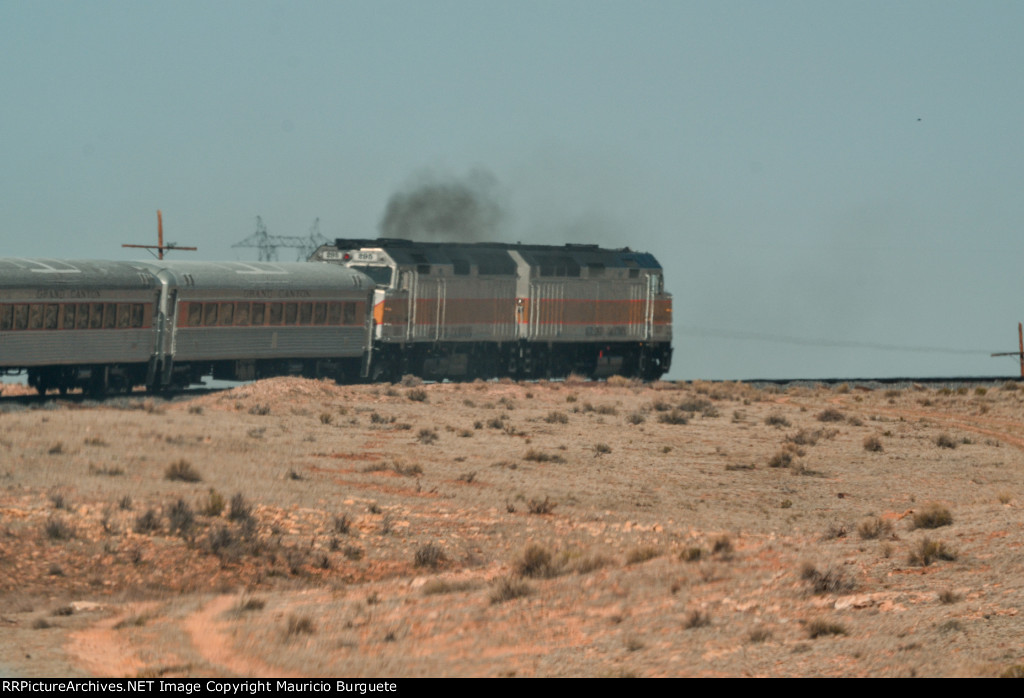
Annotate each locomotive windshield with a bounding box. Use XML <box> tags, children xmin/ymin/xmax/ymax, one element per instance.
<box><xmin>351</xmin><ymin>265</ymin><xmax>393</xmax><ymax>287</ymax></box>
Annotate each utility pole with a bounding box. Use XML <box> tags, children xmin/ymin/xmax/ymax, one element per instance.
<box><xmin>122</xmin><ymin>211</ymin><xmax>197</xmax><ymax>260</ymax></box>
<box><xmin>991</xmin><ymin>322</ymin><xmax>1024</xmax><ymax>378</ymax></box>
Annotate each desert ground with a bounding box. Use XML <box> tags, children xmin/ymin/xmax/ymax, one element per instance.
<box><xmin>1</xmin><ymin>375</ymin><xmax>1022</xmax><ymax>678</ymax></box>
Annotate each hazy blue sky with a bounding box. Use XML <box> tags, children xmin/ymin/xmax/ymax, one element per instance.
<box><xmin>4</xmin><ymin>1</ymin><xmax>1024</xmax><ymax>380</ymax></box>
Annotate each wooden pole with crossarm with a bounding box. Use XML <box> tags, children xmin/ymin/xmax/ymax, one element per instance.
<box><xmin>122</xmin><ymin>211</ymin><xmax>197</xmax><ymax>260</ymax></box>
<box><xmin>991</xmin><ymin>322</ymin><xmax>1024</xmax><ymax>378</ymax></box>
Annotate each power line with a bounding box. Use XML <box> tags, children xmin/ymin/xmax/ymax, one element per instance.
<box><xmin>681</xmin><ymin>326</ymin><xmax>987</xmax><ymax>356</ymax></box>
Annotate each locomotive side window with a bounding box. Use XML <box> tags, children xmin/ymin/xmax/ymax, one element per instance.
<box><xmin>313</xmin><ymin>302</ymin><xmax>327</xmax><ymax>325</ymax></box>
<box><xmin>28</xmin><ymin>304</ymin><xmax>43</xmax><ymax>330</ymax></box>
<box><xmin>235</xmin><ymin>302</ymin><xmax>250</xmax><ymax>326</ymax></box>
<box><xmin>299</xmin><ymin>302</ymin><xmax>312</xmax><ymax>325</ymax></box>
<box><xmin>219</xmin><ymin>303</ymin><xmax>234</xmax><ymax>326</ymax></box>
<box><xmin>76</xmin><ymin>304</ymin><xmax>90</xmax><ymax>329</ymax></box>
<box><xmin>0</xmin><ymin>306</ymin><xmax>12</xmax><ymax>331</ymax></box>
<box><xmin>103</xmin><ymin>304</ymin><xmax>116</xmax><ymax>329</ymax></box>
<box><xmin>327</xmin><ymin>302</ymin><xmax>342</xmax><ymax>325</ymax></box>
<box><xmin>89</xmin><ymin>304</ymin><xmax>103</xmax><ymax>329</ymax></box>
<box><xmin>14</xmin><ymin>305</ymin><xmax>28</xmax><ymax>330</ymax></box>
<box><xmin>343</xmin><ymin>302</ymin><xmax>355</xmax><ymax>325</ymax></box>
<box><xmin>44</xmin><ymin>304</ymin><xmax>59</xmax><ymax>330</ymax></box>
<box><xmin>62</xmin><ymin>305</ymin><xmax>75</xmax><ymax>329</ymax></box>
<box><xmin>203</xmin><ymin>303</ymin><xmax>218</xmax><ymax>326</ymax></box>
<box><xmin>131</xmin><ymin>304</ymin><xmax>144</xmax><ymax>328</ymax></box>
<box><xmin>116</xmin><ymin>304</ymin><xmax>131</xmax><ymax>329</ymax></box>
<box><xmin>252</xmin><ymin>303</ymin><xmax>265</xmax><ymax>325</ymax></box>
<box><xmin>284</xmin><ymin>302</ymin><xmax>297</xmax><ymax>325</ymax></box>
<box><xmin>268</xmin><ymin>303</ymin><xmax>282</xmax><ymax>325</ymax></box>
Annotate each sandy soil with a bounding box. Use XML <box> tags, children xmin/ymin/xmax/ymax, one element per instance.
<box><xmin>1</xmin><ymin>376</ymin><xmax>1023</xmax><ymax>677</ymax></box>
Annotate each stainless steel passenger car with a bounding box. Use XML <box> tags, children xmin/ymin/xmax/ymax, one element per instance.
<box><xmin>0</xmin><ymin>259</ymin><xmax>376</xmax><ymax>395</ymax></box>
<box><xmin>155</xmin><ymin>261</ymin><xmax>373</xmax><ymax>387</ymax></box>
<box><xmin>310</xmin><ymin>239</ymin><xmax>673</xmax><ymax>381</ymax></box>
<box><xmin>0</xmin><ymin>259</ymin><xmax>162</xmax><ymax>394</ymax></box>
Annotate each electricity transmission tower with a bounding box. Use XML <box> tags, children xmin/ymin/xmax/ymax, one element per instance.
<box><xmin>232</xmin><ymin>217</ymin><xmax>329</xmax><ymax>261</ymax></box>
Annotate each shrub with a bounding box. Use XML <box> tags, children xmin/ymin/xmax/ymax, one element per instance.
<box><xmin>938</xmin><ymin>589</ymin><xmax>962</xmax><ymax>604</ymax></box>
<box><xmin>228</xmin><ymin>493</ymin><xmax>253</xmax><ymax>524</ymax></box>
<box><xmin>524</xmin><ymin>449</ymin><xmax>565</xmax><ymax>463</ymax></box>
<box><xmin>414</xmin><ymin>543</ymin><xmax>446</xmax><ymax>569</ymax></box>
<box><xmin>165</xmin><ymin>460</ymin><xmax>202</xmax><ymax>483</ymax></box>
<box><xmin>401</xmin><ymin>374</ymin><xmax>423</xmax><ymax>387</ymax></box>
<box><xmin>393</xmin><ymin>461</ymin><xmax>423</xmax><ymax>476</ymax></box>
<box><xmin>862</xmin><ymin>435</ymin><xmax>884</xmax><ymax>453</ymax></box>
<box><xmin>856</xmin><ymin>516</ymin><xmax>893</xmax><ymax>540</ymax></box>
<box><xmin>319</xmin><ymin>412</ymin><xmax>333</xmax><ymax>425</ymax></box>
<box><xmin>286</xmin><ymin>615</ymin><xmax>316</xmax><ymax>637</ymax></box>
<box><xmin>516</xmin><ymin>544</ymin><xmax>558</xmax><ymax>578</ymax></box>
<box><xmin>625</xmin><ymin>546</ymin><xmax>662</xmax><ymax>565</ymax></box>
<box><xmin>909</xmin><ymin>537</ymin><xmax>957</xmax><ymax>566</ymax></box>
<box><xmin>134</xmin><ymin>508</ymin><xmax>161</xmax><ymax>534</ymax></box>
<box><xmin>683</xmin><ymin>609</ymin><xmax>712</xmax><ymax>629</ymax></box>
<box><xmin>407</xmin><ymin>388</ymin><xmax>428</xmax><ymax>402</ymax></box>
<box><xmin>768</xmin><ymin>449</ymin><xmax>794</xmax><ymax>468</ymax></box>
<box><xmin>544</xmin><ymin>411</ymin><xmax>569</xmax><ymax>424</ymax></box>
<box><xmin>333</xmin><ymin>514</ymin><xmax>352</xmax><ymax>535</ymax></box>
<box><xmin>658</xmin><ymin>409</ymin><xmax>688</xmax><ymax>425</ymax></box>
<box><xmin>416</xmin><ymin>428</ymin><xmax>438</xmax><ymax>444</ymax></box>
<box><xmin>44</xmin><ymin>516</ymin><xmax>75</xmax><ymax>541</ymax></box>
<box><xmin>167</xmin><ymin>498</ymin><xmax>195</xmax><ymax>537</ymax></box>
<box><xmin>200</xmin><ymin>489</ymin><xmax>225</xmax><ymax>517</ymax></box>
<box><xmin>490</xmin><ymin>577</ymin><xmax>532</xmax><ymax>604</ymax></box>
<box><xmin>817</xmin><ymin>408</ymin><xmax>845</xmax><ymax>423</ymax></box>
<box><xmin>807</xmin><ymin>619</ymin><xmax>847</xmax><ymax>638</ymax></box>
<box><xmin>712</xmin><ymin>535</ymin><xmax>733</xmax><ymax>555</ymax></box>
<box><xmin>935</xmin><ymin>433</ymin><xmax>957</xmax><ymax>449</ymax></box>
<box><xmin>626</xmin><ymin>412</ymin><xmax>645</xmax><ymax>425</ymax></box>
<box><xmin>680</xmin><ymin>547</ymin><xmax>704</xmax><ymax>562</ymax></box>
<box><xmin>527</xmin><ymin>496</ymin><xmax>556</xmax><ymax>515</ymax></box>
<box><xmin>801</xmin><ymin>563</ymin><xmax>854</xmax><ymax>594</ymax></box>
<box><xmin>593</xmin><ymin>443</ymin><xmax>612</xmax><ymax>456</ymax></box>
<box><xmin>764</xmin><ymin>413</ymin><xmax>790</xmax><ymax>427</ymax></box>
<box><xmin>912</xmin><ymin>502</ymin><xmax>953</xmax><ymax>529</ymax></box>
<box><xmin>248</xmin><ymin>404</ymin><xmax>271</xmax><ymax>416</ymax></box>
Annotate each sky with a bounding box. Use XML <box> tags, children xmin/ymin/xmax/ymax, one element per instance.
<box><xmin>3</xmin><ymin>1</ymin><xmax>1024</xmax><ymax>380</ymax></box>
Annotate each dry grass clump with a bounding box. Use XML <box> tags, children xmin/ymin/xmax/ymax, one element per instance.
<box><xmin>862</xmin><ymin>435</ymin><xmax>884</xmax><ymax>452</ymax></box>
<box><xmin>938</xmin><ymin>589</ymin><xmax>962</xmax><ymax>604</ymax></box>
<box><xmin>683</xmin><ymin>609</ymin><xmax>712</xmax><ymax>629</ymax></box>
<box><xmin>764</xmin><ymin>413</ymin><xmax>790</xmax><ymax>427</ymax></box>
<box><xmin>807</xmin><ymin>618</ymin><xmax>847</xmax><ymax>638</ymax></box>
<box><xmin>416</xmin><ymin>428</ymin><xmax>438</xmax><ymax>444</ymax></box>
<box><xmin>817</xmin><ymin>408</ymin><xmax>846</xmax><ymax>423</ymax></box>
<box><xmin>200</xmin><ymin>489</ymin><xmax>225</xmax><ymax>517</ymax></box>
<box><xmin>407</xmin><ymin>388</ymin><xmax>428</xmax><ymax>402</ymax></box>
<box><xmin>801</xmin><ymin>563</ymin><xmax>855</xmax><ymax>594</ymax></box>
<box><xmin>422</xmin><ymin>579</ymin><xmax>478</xmax><ymax>596</ymax></box>
<box><xmin>413</xmin><ymin>543</ymin><xmax>446</xmax><ymax>569</ymax></box>
<box><xmin>515</xmin><ymin>544</ymin><xmax>560</xmax><ymax>578</ymax></box>
<box><xmin>527</xmin><ymin>496</ymin><xmax>557</xmax><ymax>515</ymax></box>
<box><xmin>935</xmin><ymin>433</ymin><xmax>958</xmax><ymax>449</ymax></box>
<box><xmin>657</xmin><ymin>409</ymin><xmax>688</xmax><ymax>425</ymax></box>
<box><xmin>856</xmin><ymin>516</ymin><xmax>893</xmax><ymax>540</ymax></box>
<box><xmin>909</xmin><ymin>537</ymin><xmax>957</xmax><ymax>566</ymax></box>
<box><xmin>625</xmin><ymin>546</ymin><xmax>662</xmax><ymax>565</ymax></box>
<box><xmin>768</xmin><ymin>449</ymin><xmax>795</xmax><ymax>468</ymax></box>
<box><xmin>490</xmin><ymin>577</ymin><xmax>532</xmax><ymax>604</ymax></box>
<box><xmin>544</xmin><ymin>411</ymin><xmax>569</xmax><ymax>424</ymax></box>
<box><xmin>165</xmin><ymin>459</ymin><xmax>202</xmax><ymax>483</ymax></box>
<box><xmin>625</xmin><ymin>411</ymin><xmax>646</xmax><ymax>425</ymax></box>
<box><xmin>523</xmin><ymin>449</ymin><xmax>565</xmax><ymax>464</ymax></box>
<box><xmin>44</xmin><ymin>516</ymin><xmax>75</xmax><ymax>541</ymax></box>
<box><xmin>285</xmin><ymin>615</ymin><xmax>315</xmax><ymax>637</ymax></box>
<box><xmin>912</xmin><ymin>502</ymin><xmax>953</xmax><ymax>529</ymax></box>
